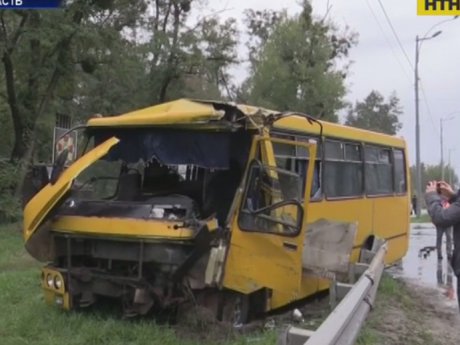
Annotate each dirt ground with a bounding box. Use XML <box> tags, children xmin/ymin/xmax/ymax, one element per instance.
<box><xmin>172</xmin><ymin>275</ymin><xmax>460</xmax><ymax>345</ymax></box>
<box><xmin>362</xmin><ymin>278</ymin><xmax>460</xmax><ymax>345</ymax></box>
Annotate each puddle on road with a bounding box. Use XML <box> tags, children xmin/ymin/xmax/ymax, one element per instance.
<box><xmin>389</xmin><ymin>224</ymin><xmax>457</xmax><ymax>307</ymax></box>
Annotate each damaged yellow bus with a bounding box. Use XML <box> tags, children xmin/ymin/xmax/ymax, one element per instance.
<box><xmin>23</xmin><ymin>99</ymin><xmax>410</xmax><ymax>323</ymax></box>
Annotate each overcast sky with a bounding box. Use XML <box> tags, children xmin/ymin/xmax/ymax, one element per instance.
<box><xmin>204</xmin><ymin>0</ymin><xmax>460</xmax><ymax>175</ymax></box>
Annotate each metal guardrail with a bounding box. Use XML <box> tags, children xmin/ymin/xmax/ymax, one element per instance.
<box><xmin>279</xmin><ymin>240</ymin><xmax>388</xmax><ymax>345</ymax></box>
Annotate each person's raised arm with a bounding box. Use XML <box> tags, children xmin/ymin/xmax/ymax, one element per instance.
<box><xmin>426</xmin><ymin>181</ymin><xmax>460</xmax><ymax>228</ymax></box>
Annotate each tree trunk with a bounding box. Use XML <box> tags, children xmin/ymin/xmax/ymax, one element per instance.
<box><xmin>14</xmin><ymin>8</ymin><xmax>85</xmax><ymax>197</ymax></box>
<box><xmin>158</xmin><ymin>2</ymin><xmax>181</xmax><ymax>103</ymax></box>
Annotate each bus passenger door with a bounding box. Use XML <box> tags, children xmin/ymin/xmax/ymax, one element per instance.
<box><xmin>222</xmin><ymin>136</ymin><xmax>317</xmax><ymax>298</ymax></box>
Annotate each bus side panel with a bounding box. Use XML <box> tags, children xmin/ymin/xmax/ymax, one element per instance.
<box><xmin>308</xmin><ymin>199</ymin><xmax>374</xmax><ymax>255</ymax></box>
<box><xmin>384</xmin><ymin>235</ymin><xmax>409</xmax><ymax>264</ymax></box>
<box><xmin>270</xmin><ymin>275</ymin><xmax>319</xmax><ymax>310</ymax></box>
<box><xmin>270</xmin><ymin>200</ymin><xmax>373</xmax><ymax>309</ymax></box>
<box><xmin>372</xmin><ymin>195</ymin><xmax>410</xmax><ymax>264</ymax></box>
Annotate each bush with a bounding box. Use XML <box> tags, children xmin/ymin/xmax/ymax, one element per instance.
<box><xmin>0</xmin><ymin>160</ymin><xmax>21</xmax><ymax>223</ymax></box>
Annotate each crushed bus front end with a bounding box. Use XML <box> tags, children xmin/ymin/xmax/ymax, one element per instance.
<box><xmin>24</xmin><ymin>100</ymin><xmax>257</xmax><ymax>319</ymax></box>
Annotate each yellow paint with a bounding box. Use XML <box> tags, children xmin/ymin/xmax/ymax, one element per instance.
<box><xmin>221</xmin><ymin>110</ymin><xmax>409</xmax><ymax>311</ymax></box>
<box><xmin>274</xmin><ymin>117</ymin><xmax>405</xmax><ymax>148</ymax></box>
<box><xmin>222</xmin><ymin>136</ymin><xmax>317</xmax><ymax>297</ymax></box>
<box><xmin>87</xmin><ymin>99</ymin><xmax>224</xmax><ymax>127</ymax></box>
<box><xmin>270</xmin><ymin>275</ymin><xmax>319</xmax><ymax>309</ymax></box>
<box><xmin>85</xmin><ymin>99</ymin><xmax>406</xmax><ymax>151</ymax></box>
<box><xmin>52</xmin><ymin>216</ymin><xmax>195</xmax><ymax>240</ymax></box>
<box><xmin>23</xmin><ymin>137</ymin><xmax>120</xmax><ymax>241</ymax></box>
<box><xmin>417</xmin><ymin>0</ymin><xmax>460</xmax><ymax>16</ymax></box>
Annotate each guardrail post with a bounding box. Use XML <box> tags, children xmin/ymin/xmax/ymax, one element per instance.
<box><xmin>279</xmin><ymin>326</ymin><xmax>315</xmax><ymax>345</ymax></box>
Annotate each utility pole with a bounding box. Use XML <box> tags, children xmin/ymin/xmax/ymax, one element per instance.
<box><xmin>415</xmin><ymin>35</ymin><xmax>421</xmax><ymax>217</ymax></box>
<box><xmin>440</xmin><ymin>113</ymin><xmax>459</xmax><ymax>181</ymax></box>
<box><xmin>440</xmin><ymin>118</ymin><xmax>444</xmax><ymax>181</ymax></box>
<box><xmin>413</xmin><ymin>16</ymin><xmax>457</xmax><ymax>216</ymax></box>
<box><xmin>448</xmin><ymin>148</ymin><xmax>455</xmax><ymax>186</ymax></box>
<box><xmin>414</xmin><ymin>30</ymin><xmax>443</xmax><ymax>216</ymax></box>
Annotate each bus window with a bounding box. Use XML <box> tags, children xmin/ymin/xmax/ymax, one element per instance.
<box><xmin>394</xmin><ymin>149</ymin><xmax>407</xmax><ymax>194</ymax></box>
<box><xmin>365</xmin><ymin>146</ymin><xmax>393</xmax><ymax>195</ymax></box>
<box><xmin>324</xmin><ymin>140</ymin><xmax>363</xmax><ymax>198</ymax></box>
<box><xmin>239</xmin><ymin>162</ymin><xmax>303</xmax><ymax>235</ymax></box>
<box><xmin>271</xmin><ymin>132</ymin><xmax>322</xmax><ymax>200</ymax></box>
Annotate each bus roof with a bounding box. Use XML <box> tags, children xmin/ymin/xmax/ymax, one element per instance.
<box><xmin>87</xmin><ymin>99</ymin><xmax>225</xmax><ymax>127</ymax></box>
<box><xmin>274</xmin><ymin>117</ymin><xmax>406</xmax><ymax>148</ymax></box>
<box><xmin>87</xmin><ymin>98</ymin><xmax>406</xmax><ymax>148</ymax></box>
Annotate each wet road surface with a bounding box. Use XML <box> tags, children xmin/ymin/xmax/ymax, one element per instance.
<box><xmin>389</xmin><ymin>223</ymin><xmax>457</xmax><ymax>308</ymax></box>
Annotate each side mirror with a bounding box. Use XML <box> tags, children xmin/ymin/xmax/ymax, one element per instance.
<box><xmin>50</xmin><ymin>149</ymin><xmax>69</xmax><ymax>184</ymax></box>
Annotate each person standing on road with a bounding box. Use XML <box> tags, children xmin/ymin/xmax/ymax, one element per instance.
<box><xmin>425</xmin><ymin>180</ymin><xmax>460</xmax><ymax>311</ymax></box>
<box><xmin>435</xmin><ymin>197</ymin><xmax>453</xmax><ymax>260</ymax></box>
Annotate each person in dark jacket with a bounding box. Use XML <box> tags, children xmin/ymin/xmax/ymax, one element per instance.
<box><xmin>425</xmin><ymin>180</ymin><xmax>460</xmax><ymax>311</ymax></box>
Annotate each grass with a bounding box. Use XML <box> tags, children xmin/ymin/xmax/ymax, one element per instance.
<box><xmin>356</xmin><ymin>275</ymin><xmax>405</xmax><ymax>345</ymax></box>
<box><xmin>357</xmin><ymin>274</ymin><xmax>442</xmax><ymax>345</ymax></box>
<box><xmin>0</xmin><ymin>223</ymin><xmax>446</xmax><ymax>345</ymax></box>
<box><xmin>0</xmin><ymin>223</ymin><xmax>275</xmax><ymax>345</ymax></box>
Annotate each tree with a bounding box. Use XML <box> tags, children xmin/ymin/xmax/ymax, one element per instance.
<box><xmin>345</xmin><ymin>91</ymin><xmax>402</xmax><ymax>135</ymax></box>
<box><xmin>143</xmin><ymin>1</ymin><xmax>238</xmax><ymax>104</ymax></box>
<box><xmin>0</xmin><ymin>0</ymin><xmax>240</xmax><ymax>183</ymax></box>
<box><xmin>241</xmin><ymin>1</ymin><xmax>356</xmax><ymax>121</ymax></box>
<box><xmin>62</xmin><ymin>0</ymin><xmax>239</xmax><ymax>122</ymax></box>
<box><xmin>410</xmin><ymin>163</ymin><xmax>459</xmax><ymax>194</ymax></box>
<box><xmin>0</xmin><ymin>0</ymin><xmax>150</xmax><ymax>163</ymax></box>
<box><xmin>0</xmin><ymin>0</ymin><xmax>242</xmax><ymax>221</ymax></box>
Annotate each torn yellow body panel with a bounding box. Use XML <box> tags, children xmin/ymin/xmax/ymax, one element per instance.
<box><xmin>87</xmin><ymin>99</ymin><xmax>224</xmax><ymax>127</ymax></box>
<box><xmin>23</xmin><ymin>137</ymin><xmax>120</xmax><ymax>242</ymax></box>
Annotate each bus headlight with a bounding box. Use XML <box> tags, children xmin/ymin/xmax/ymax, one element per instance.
<box><xmin>46</xmin><ymin>274</ymin><xmax>54</xmax><ymax>288</ymax></box>
<box><xmin>54</xmin><ymin>275</ymin><xmax>63</xmax><ymax>289</ymax></box>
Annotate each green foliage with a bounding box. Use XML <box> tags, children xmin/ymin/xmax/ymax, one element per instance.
<box><xmin>0</xmin><ymin>101</ymin><xmax>13</xmax><ymax>158</ymax></box>
<box><xmin>241</xmin><ymin>1</ymin><xmax>357</xmax><ymax>121</ymax></box>
<box><xmin>411</xmin><ymin>214</ymin><xmax>431</xmax><ymax>223</ymax></box>
<box><xmin>0</xmin><ymin>161</ymin><xmax>21</xmax><ymax>223</ymax></box>
<box><xmin>410</xmin><ymin>163</ymin><xmax>459</xmax><ymax>194</ymax></box>
<box><xmin>345</xmin><ymin>90</ymin><xmax>402</xmax><ymax>135</ymax></box>
<box><xmin>0</xmin><ymin>0</ymin><xmax>241</xmax><ymax>164</ymax></box>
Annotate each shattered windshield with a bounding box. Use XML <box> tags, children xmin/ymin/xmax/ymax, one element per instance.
<box><xmin>62</xmin><ymin>129</ymin><xmax>252</xmax><ymax>225</ymax></box>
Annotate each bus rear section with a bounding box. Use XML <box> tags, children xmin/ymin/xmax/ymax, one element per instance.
<box><xmin>270</xmin><ymin>121</ymin><xmax>410</xmax><ymax>264</ymax></box>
